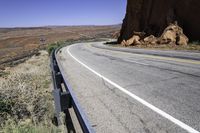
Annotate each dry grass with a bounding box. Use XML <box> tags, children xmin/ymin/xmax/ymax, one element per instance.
<box><xmin>0</xmin><ymin>51</ymin><xmax>60</xmax><ymax>133</ymax></box>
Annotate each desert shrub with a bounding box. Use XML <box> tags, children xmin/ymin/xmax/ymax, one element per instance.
<box><xmin>3</xmin><ymin>119</ymin><xmax>61</xmax><ymax>133</ymax></box>
<box><xmin>46</xmin><ymin>38</ymin><xmax>103</xmax><ymax>55</ymax></box>
<box><xmin>0</xmin><ymin>51</ymin><xmax>58</xmax><ymax>132</ymax></box>
<box><xmin>0</xmin><ymin>71</ymin><xmax>10</xmax><ymax>78</ymax></box>
<box><xmin>47</xmin><ymin>41</ymin><xmax>64</xmax><ymax>55</ymax></box>
<box><xmin>0</xmin><ymin>98</ymin><xmax>14</xmax><ymax>114</ymax></box>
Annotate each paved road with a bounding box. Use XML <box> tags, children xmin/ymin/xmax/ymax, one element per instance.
<box><xmin>57</xmin><ymin>42</ymin><xmax>200</xmax><ymax>133</ymax></box>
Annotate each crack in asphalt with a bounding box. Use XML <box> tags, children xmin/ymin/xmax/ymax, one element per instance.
<box><xmin>66</xmin><ymin>44</ymin><xmax>200</xmax><ymax>132</ymax></box>
<box><xmin>99</xmin><ymin>78</ymin><xmax>167</xmax><ymax>133</ymax></box>
<box><xmin>98</xmin><ymin>97</ymin><xmax>132</xmax><ymax>133</ymax></box>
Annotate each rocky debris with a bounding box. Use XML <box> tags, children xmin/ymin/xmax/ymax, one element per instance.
<box><xmin>118</xmin><ymin>0</ymin><xmax>200</xmax><ymax>43</ymax></box>
<box><xmin>144</xmin><ymin>35</ymin><xmax>157</xmax><ymax>45</ymax></box>
<box><xmin>159</xmin><ymin>23</ymin><xmax>189</xmax><ymax>45</ymax></box>
<box><xmin>178</xmin><ymin>34</ymin><xmax>189</xmax><ymax>46</ymax></box>
<box><xmin>121</xmin><ymin>23</ymin><xmax>189</xmax><ymax>46</ymax></box>
<box><xmin>121</xmin><ymin>35</ymin><xmax>141</xmax><ymax>46</ymax></box>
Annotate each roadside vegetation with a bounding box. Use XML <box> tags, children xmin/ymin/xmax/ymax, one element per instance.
<box><xmin>47</xmin><ymin>40</ymin><xmax>74</xmax><ymax>55</ymax></box>
<box><xmin>47</xmin><ymin>42</ymin><xmax>63</xmax><ymax>55</ymax></box>
<box><xmin>0</xmin><ymin>51</ymin><xmax>60</xmax><ymax>133</ymax></box>
<box><xmin>0</xmin><ymin>25</ymin><xmax>118</xmax><ymax>133</ymax></box>
<box><xmin>47</xmin><ymin>38</ymin><xmax>107</xmax><ymax>55</ymax></box>
<box><xmin>0</xmin><ymin>38</ymin><xmax>107</xmax><ymax>133</ymax></box>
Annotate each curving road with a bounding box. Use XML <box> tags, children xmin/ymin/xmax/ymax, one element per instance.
<box><xmin>57</xmin><ymin>42</ymin><xmax>200</xmax><ymax>133</ymax></box>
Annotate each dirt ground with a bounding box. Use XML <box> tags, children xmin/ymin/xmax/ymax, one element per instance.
<box><xmin>0</xmin><ymin>25</ymin><xmax>120</xmax><ymax>68</ymax></box>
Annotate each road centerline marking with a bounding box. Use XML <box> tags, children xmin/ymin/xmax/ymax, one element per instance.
<box><xmin>90</xmin><ymin>44</ymin><xmax>200</xmax><ymax>65</ymax></box>
<box><xmin>65</xmin><ymin>44</ymin><xmax>200</xmax><ymax>133</ymax></box>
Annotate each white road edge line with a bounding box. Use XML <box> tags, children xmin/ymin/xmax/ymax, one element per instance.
<box><xmin>66</xmin><ymin>45</ymin><xmax>200</xmax><ymax>133</ymax></box>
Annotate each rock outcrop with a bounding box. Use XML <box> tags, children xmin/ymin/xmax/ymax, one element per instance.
<box><xmin>118</xmin><ymin>0</ymin><xmax>200</xmax><ymax>43</ymax></box>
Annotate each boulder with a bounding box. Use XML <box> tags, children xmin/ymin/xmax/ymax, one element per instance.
<box><xmin>121</xmin><ymin>35</ymin><xmax>141</xmax><ymax>46</ymax></box>
<box><xmin>121</xmin><ymin>23</ymin><xmax>189</xmax><ymax>46</ymax></box>
<box><xmin>177</xmin><ymin>34</ymin><xmax>189</xmax><ymax>46</ymax></box>
<box><xmin>121</xmin><ymin>40</ymin><xmax>127</xmax><ymax>47</ymax></box>
<box><xmin>159</xmin><ymin>23</ymin><xmax>189</xmax><ymax>45</ymax></box>
<box><xmin>144</xmin><ymin>35</ymin><xmax>157</xmax><ymax>45</ymax></box>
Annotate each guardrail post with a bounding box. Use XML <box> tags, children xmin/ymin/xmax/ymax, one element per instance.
<box><xmin>51</xmin><ymin>49</ymin><xmax>93</xmax><ymax>133</ymax></box>
<box><xmin>55</xmin><ymin>72</ymin><xmax>62</xmax><ymax>90</ymax></box>
<box><xmin>52</xmin><ymin>89</ymin><xmax>62</xmax><ymax>125</ymax></box>
<box><xmin>60</xmin><ymin>92</ymin><xmax>71</xmax><ymax>111</ymax></box>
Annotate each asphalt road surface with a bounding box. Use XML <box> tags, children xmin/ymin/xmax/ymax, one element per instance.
<box><xmin>57</xmin><ymin>42</ymin><xmax>200</xmax><ymax>133</ymax></box>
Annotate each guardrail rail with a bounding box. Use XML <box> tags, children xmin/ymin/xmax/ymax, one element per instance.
<box><xmin>50</xmin><ymin>49</ymin><xmax>93</xmax><ymax>133</ymax></box>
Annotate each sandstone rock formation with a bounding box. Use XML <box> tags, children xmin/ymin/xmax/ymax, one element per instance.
<box><xmin>118</xmin><ymin>0</ymin><xmax>200</xmax><ymax>43</ymax></box>
<box><xmin>159</xmin><ymin>23</ymin><xmax>189</xmax><ymax>45</ymax></box>
<box><xmin>144</xmin><ymin>35</ymin><xmax>157</xmax><ymax>45</ymax></box>
<box><xmin>121</xmin><ymin>35</ymin><xmax>141</xmax><ymax>46</ymax></box>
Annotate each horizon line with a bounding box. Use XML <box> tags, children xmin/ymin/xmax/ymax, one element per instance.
<box><xmin>0</xmin><ymin>23</ymin><xmax>122</xmax><ymax>29</ymax></box>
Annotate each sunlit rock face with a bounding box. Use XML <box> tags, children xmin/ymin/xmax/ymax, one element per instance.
<box><xmin>118</xmin><ymin>0</ymin><xmax>200</xmax><ymax>43</ymax></box>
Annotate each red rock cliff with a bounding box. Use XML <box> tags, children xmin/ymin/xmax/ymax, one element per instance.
<box><xmin>118</xmin><ymin>0</ymin><xmax>200</xmax><ymax>42</ymax></box>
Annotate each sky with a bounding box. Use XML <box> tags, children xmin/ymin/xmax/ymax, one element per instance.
<box><xmin>0</xmin><ymin>0</ymin><xmax>126</xmax><ymax>27</ymax></box>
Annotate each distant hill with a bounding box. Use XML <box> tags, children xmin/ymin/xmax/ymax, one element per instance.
<box><xmin>0</xmin><ymin>25</ymin><xmax>121</xmax><ymax>67</ymax></box>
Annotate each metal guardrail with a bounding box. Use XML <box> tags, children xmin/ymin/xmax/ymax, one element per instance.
<box><xmin>50</xmin><ymin>49</ymin><xmax>93</xmax><ymax>133</ymax></box>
